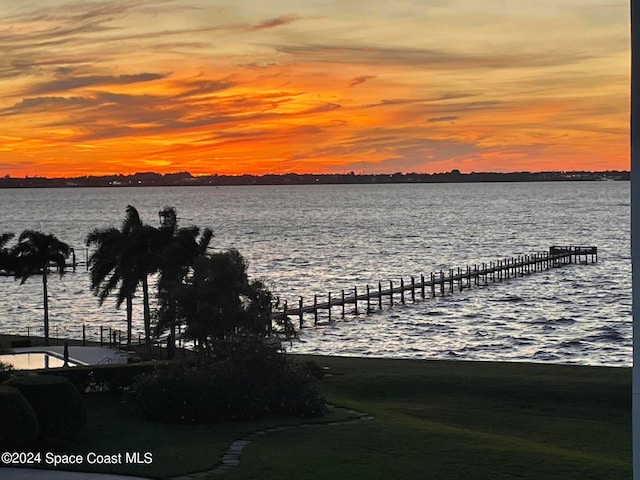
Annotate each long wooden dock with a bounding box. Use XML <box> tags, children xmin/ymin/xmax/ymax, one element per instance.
<box><xmin>273</xmin><ymin>245</ymin><xmax>597</xmax><ymax>328</ymax></box>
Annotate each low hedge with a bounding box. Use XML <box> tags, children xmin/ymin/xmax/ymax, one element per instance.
<box><xmin>0</xmin><ymin>385</ymin><xmax>39</xmax><ymax>450</ymax></box>
<box><xmin>46</xmin><ymin>362</ymin><xmax>159</xmax><ymax>393</ymax></box>
<box><xmin>4</xmin><ymin>375</ymin><xmax>87</xmax><ymax>445</ymax></box>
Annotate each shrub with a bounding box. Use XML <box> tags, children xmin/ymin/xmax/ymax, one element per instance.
<box><xmin>270</xmin><ymin>362</ymin><xmax>327</xmax><ymax>418</ymax></box>
<box><xmin>49</xmin><ymin>362</ymin><xmax>158</xmax><ymax>393</ymax></box>
<box><xmin>0</xmin><ymin>361</ymin><xmax>14</xmax><ymax>382</ymax></box>
<box><xmin>4</xmin><ymin>375</ymin><xmax>87</xmax><ymax>444</ymax></box>
<box><xmin>0</xmin><ymin>386</ymin><xmax>39</xmax><ymax>450</ymax></box>
<box><xmin>130</xmin><ymin>336</ymin><xmax>326</xmax><ymax>424</ymax></box>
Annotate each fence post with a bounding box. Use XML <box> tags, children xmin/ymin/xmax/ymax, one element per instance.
<box><xmin>328</xmin><ymin>292</ymin><xmax>332</xmax><ymax>322</ymax></box>
<box><xmin>378</xmin><ymin>282</ymin><xmax>383</xmax><ymax>309</ymax></box>
<box><xmin>400</xmin><ymin>278</ymin><xmax>405</xmax><ymax>304</ymax></box>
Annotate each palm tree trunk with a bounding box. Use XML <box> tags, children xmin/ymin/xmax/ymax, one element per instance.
<box><xmin>169</xmin><ymin>300</ymin><xmax>177</xmax><ymax>360</ymax></box>
<box><xmin>142</xmin><ymin>276</ymin><xmax>151</xmax><ymax>351</ymax></box>
<box><xmin>42</xmin><ymin>269</ymin><xmax>49</xmax><ymax>346</ymax></box>
<box><xmin>126</xmin><ymin>294</ymin><xmax>133</xmax><ymax>348</ymax></box>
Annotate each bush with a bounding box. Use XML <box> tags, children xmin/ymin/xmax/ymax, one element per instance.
<box><xmin>0</xmin><ymin>361</ymin><xmax>14</xmax><ymax>382</ymax></box>
<box><xmin>49</xmin><ymin>362</ymin><xmax>158</xmax><ymax>393</ymax></box>
<box><xmin>4</xmin><ymin>375</ymin><xmax>87</xmax><ymax>445</ymax></box>
<box><xmin>0</xmin><ymin>386</ymin><xmax>39</xmax><ymax>450</ymax></box>
<box><xmin>130</xmin><ymin>336</ymin><xmax>326</xmax><ymax>424</ymax></box>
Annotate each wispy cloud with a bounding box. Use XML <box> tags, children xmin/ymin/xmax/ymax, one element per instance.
<box><xmin>250</xmin><ymin>15</ymin><xmax>300</xmax><ymax>31</ymax></box>
<box><xmin>349</xmin><ymin>75</ymin><xmax>376</xmax><ymax>87</ymax></box>
<box><xmin>25</xmin><ymin>73</ymin><xmax>166</xmax><ymax>95</ymax></box>
<box><xmin>272</xmin><ymin>43</ymin><xmax>594</xmax><ymax>69</ymax></box>
<box><xmin>428</xmin><ymin>116</ymin><xmax>459</xmax><ymax>123</ymax></box>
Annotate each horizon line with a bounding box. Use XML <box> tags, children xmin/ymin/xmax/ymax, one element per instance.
<box><xmin>6</xmin><ymin>169</ymin><xmax>631</xmax><ymax>180</ymax></box>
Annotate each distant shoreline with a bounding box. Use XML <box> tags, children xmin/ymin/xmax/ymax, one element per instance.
<box><xmin>0</xmin><ymin>170</ymin><xmax>630</xmax><ymax>188</ymax></box>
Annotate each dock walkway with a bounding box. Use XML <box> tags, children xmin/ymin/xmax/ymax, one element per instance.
<box><xmin>273</xmin><ymin>246</ymin><xmax>597</xmax><ymax>327</ymax></box>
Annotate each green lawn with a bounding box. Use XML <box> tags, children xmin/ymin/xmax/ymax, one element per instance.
<box><xmin>74</xmin><ymin>393</ymin><xmax>357</xmax><ymax>478</ymax></box>
<box><xmin>222</xmin><ymin>356</ymin><xmax>631</xmax><ymax>480</ymax></box>
<box><xmin>4</xmin><ymin>354</ymin><xmax>631</xmax><ymax>479</ymax></box>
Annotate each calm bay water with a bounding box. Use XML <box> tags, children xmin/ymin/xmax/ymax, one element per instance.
<box><xmin>0</xmin><ymin>182</ymin><xmax>631</xmax><ymax>366</ymax></box>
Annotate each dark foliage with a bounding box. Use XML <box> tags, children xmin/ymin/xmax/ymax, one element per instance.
<box><xmin>154</xmin><ymin>206</ymin><xmax>213</xmax><ymax>358</ymax></box>
<box><xmin>86</xmin><ymin>205</ymin><xmax>157</xmax><ymax>348</ymax></box>
<box><xmin>47</xmin><ymin>362</ymin><xmax>159</xmax><ymax>393</ymax></box>
<box><xmin>4</xmin><ymin>375</ymin><xmax>87</xmax><ymax>445</ymax></box>
<box><xmin>130</xmin><ymin>336</ymin><xmax>326</xmax><ymax>424</ymax></box>
<box><xmin>0</xmin><ymin>386</ymin><xmax>39</xmax><ymax>450</ymax></box>
<box><xmin>12</xmin><ymin>230</ymin><xmax>70</xmax><ymax>346</ymax></box>
<box><xmin>176</xmin><ymin>251</ymin><xmax>276</xmax><ymax>351</ymax></box>
<box><xmin>0</xmin><ymin>361</ymin><xmax>14</xmax><ymax>382</ymax></box>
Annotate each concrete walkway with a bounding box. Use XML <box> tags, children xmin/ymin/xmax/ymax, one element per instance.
<box><xmin>0</xmin><ymin>468</ymin><xmax>151</xmax><ymax>480</ymax></box>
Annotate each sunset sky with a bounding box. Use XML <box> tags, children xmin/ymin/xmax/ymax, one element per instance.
<box><xmin>0</xmin><ymin>0</ymin><xmax>630</xmax><ymax>177</ymax></box>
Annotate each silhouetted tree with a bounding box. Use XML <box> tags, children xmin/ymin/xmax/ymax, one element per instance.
<box><xmin>155</xmin><ymin>206</ymin><xmax>213</xmax><ymax>358</ymax></box>
<box><xmin>13</xmin><ymin>230</ymin><xmax>70</xmax><ymax>346</ymax></box>
<box><xmin>86</xmin><ymin>226</ymin><xmax>134</xmax><ymax>347</ymax></box>
<box><xmin>86</xmin><ymin>206</ymin><xmax>158</xmax><ymax>349</ymax></box>
<box><xmin>174</xmin><ymin>249</ymin><xmax>274</xmax><ymax>354</ymax></box>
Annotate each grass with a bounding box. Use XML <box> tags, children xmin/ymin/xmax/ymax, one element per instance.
<box><xmin>72</xmin><ymin>393</ymin><xmax>356</xmax><ymax>478</ymax></box>
<box><xmin>1</xmin><ymin>347</ymin><xmax>631</xmax><ymax>479</ymax></box>
<box><xmin>235</xmin><ymin>355</ymin><xmax>630</xmax><ymax>480</ymax></box>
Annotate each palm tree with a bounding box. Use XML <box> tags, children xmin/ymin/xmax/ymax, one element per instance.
<box><xmin>175</xmin><ymin>248</ymin><xmax>274</xmax><ymax>354</ymax></box>
<box><xmin>13</xmin><ymin>230</ymin><xmax>70</xmax><ymax>346</ymax></box>
<box><xmin>155</xmin><ymin>206</ymin><xmax>213</xmax><ymax>357</ymax></box>
<box><xmin>121</xmin><ymin>207</ymin><xmax>158</xmax><ymax>351</ymax></box>
<box><xmin>86</xmin><ymin>226</ymin><xmax>134</xmax><ymax>347</ymax></box>
<box><xmin>86</xmin><ymin>205</ymin><xmax>158</xmax><ymax>349</ymax></box>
